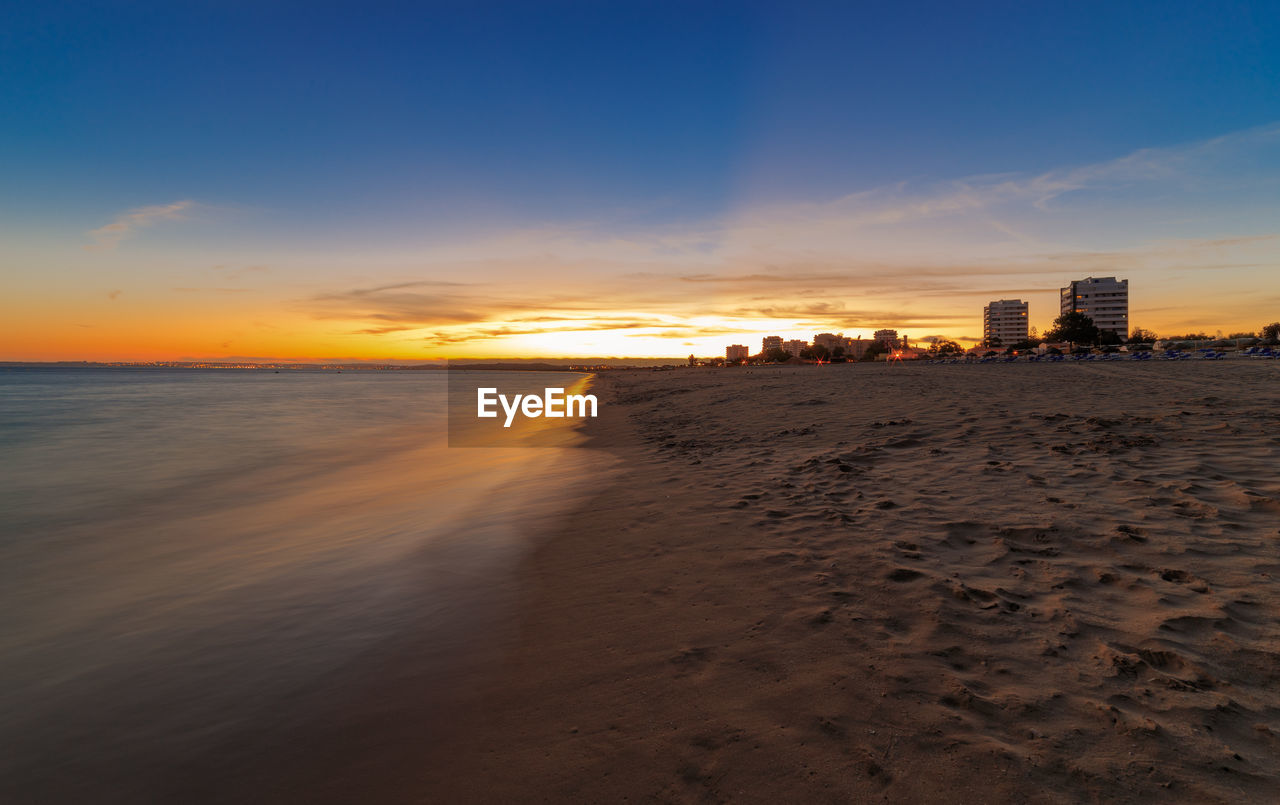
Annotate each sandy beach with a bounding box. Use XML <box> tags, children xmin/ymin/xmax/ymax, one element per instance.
<box><xmin>424</xmin><ymin>360</ymin><xmax>1280</xmax><ymax>803</ymax></box>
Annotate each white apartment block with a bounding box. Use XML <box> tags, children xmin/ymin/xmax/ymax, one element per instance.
<box><xmin>726</xmin><ymin>344</ymin><xmax>750</xmax><ymax>362</ymax></box>
<box><xmin>983</xmin><ymin>299</ymin><xmax>1028</xmax><ymax>346</ymax></box>
<box><xmin>762</xmin><ymin>336</ymin><xmax>783</xmax><ymax>353</ymax></box>
<box><xmin>1060</xmin><ymin>276</ymin><xmax>1128</xmax><ymax>337</ymax></box>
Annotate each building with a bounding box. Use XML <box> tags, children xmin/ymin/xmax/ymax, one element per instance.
<box><xmin>762</xmin><ymin>336</ymin><xmax>783</xmax><ymax>353</ymax></box>
<box><xmin>872</xmin><ymin>329</ymin><xmax>900</xmax><ymax>349</ymax></box>
<box><xmin>983</xmin><ymin>299</ymin><xmax>1029</xmax><ymax>346</ymax></box>
<box><xmin>1060</xmin><ymin>276</ymin><xmax>1128</xmax><ymax>338</ymax></box>
<box><xmin>813</xmin><ymin>332</ymin><xmax>842</xmax><ymax>351</ymax></box>
<box><xmin>814</xmin><ymin>332</ymin><xmax>860</xmax><ymax>357</ymax></box>
<box><xmin>845</xmin><ymin>336</ymin><xmax>871</xmax><ymax>360</ymax></box>
<box><xmin>726</xmin><ymin>344</ymin><xmax>749</xmax><ymax>362</ymax></box>
<box><xmin>783</xmin><ymin>339</ymin><xmax>808</xmax><ymax>358</ymax></box>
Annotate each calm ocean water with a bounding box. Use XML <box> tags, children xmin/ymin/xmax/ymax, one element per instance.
<box><xmin>0</xmin><ymin>368</ymin><xmax>611</xmax><ymax>801</ymax></box>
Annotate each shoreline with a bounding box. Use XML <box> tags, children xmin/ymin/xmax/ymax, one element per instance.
<box><xmin>20</xmin><ymin>362</ymin><xmax>1272</xmax><ymax>801</ymax></box>
<box><xmin>421</xmin><ymin>361</ymin><xmax>1280</xmax><ymax>802</ymax></box>
<box><xmin>0</xmin><ymin>369</ymin><xmax>616</xmax><ymax>804</ymax></box>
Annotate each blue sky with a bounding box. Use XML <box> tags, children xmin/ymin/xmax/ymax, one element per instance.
<box><xmin>2</xmin><ymin>1</ymin><xmax>1279</xmax><ymax>359</ymax></box>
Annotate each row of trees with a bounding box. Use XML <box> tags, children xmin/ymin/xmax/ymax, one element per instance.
<box><xmin>760</xmin><ymin>341</ymin><xmax>894</xmax><ymax>363</ymax></box>
<box><xmin>745</xmin><ymin>319</ymin><xmax>1279</xmax><ymax>363</ymax></box>
<box><xmin>928</xmin><ymin>339</ymin><xmax>964</xmax><ymax>356</ymax></box>
<box><xmin>1129</xmin><ymin>324</ymin><xmax>1280</xmax><ymax>343</ymax></box>
<box><xmin>1040</xmin><ymin>315</ymin><xmax>1280</xmax><ymax>347</ymax></box>
<box><xmin>1041</xmin><ymin>312</ymin><xmax>1113</xmax><ymax>345</ymax></box>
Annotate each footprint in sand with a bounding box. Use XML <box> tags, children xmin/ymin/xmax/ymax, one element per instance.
<box><xmin>887</xmin><ymin>568</ymin><xmax>925</xmax><ymax>582</ymax></box>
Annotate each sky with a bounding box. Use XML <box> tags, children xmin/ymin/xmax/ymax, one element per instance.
<box><xmin>2</xmin><ymin>0</ymin><xmax>1279</xmax><ymax>361</ymax></box>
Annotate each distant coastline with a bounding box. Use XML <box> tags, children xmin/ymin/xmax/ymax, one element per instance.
<box><xmin>0</xmin><ymin>359</ymin><xmax>680</xmax><ymax>371</ymax></box>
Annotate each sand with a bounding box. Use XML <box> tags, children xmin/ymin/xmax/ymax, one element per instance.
<box><xmin>422</xmin><ymin>360</ymin><xmax>1280</xmax><ymax>803</ymax></box>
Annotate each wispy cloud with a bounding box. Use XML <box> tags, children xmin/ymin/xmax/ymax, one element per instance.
<box><xmin>290</xmin><ymin>123</ymin><xmax>1280</xmax><ymax>351</ymax></box>
<box><xmin>84</xmin><ymin>200</ymin><xmax>194</xmax><ymax>251</ymax></box>
<box><xmin>421</xmin><ymin>318</ymin><xmax>669</xmax><ymax>345</ymax></box>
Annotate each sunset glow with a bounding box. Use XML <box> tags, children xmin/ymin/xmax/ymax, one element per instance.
<box><xmin>6</xmin><ymin>3</ymin><xmax>1280</xmax><ymax>800</ymax></box>
<box><xmin>3</xmin><ymin>3</ymin><xmax>1277</xmax><ymax>362</ymax></box>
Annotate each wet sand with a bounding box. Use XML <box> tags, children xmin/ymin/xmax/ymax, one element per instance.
<box><xmin>0</xmin><ymin>370</ymin><xmax>614</xmax><ymax>804</ymax></box>
<box><xmin>426</xmin><ymin>361</ymin><xmax>1280</xmax><ymax>803</ymax></box>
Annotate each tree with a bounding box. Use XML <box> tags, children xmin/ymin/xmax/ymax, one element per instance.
<box><xmin>811</xmin><ymin>344</ymin><xmax>830</xmax><ymax>361</ymax></box>
<box><xmin>1044</xmin><ymin>312</ymin><xmax>1100</xmax><ymax>345</ymax></box>
<box><xmin>1127</xmin><ymin>326</ymin><xmax>1157</xmax><ymax>343</ymax></box>
<box><xmin>764</xmin><ymin>347</ymin><xmax>789</xmax><ymax>363</ymax></box>
<box><xmin>1099</xmin><ymin>330</ymin><xmax>1122</xmax><ymax>346</ymax></box>
<box><xmin>1008</xmin><ymin>338</ymin><xmax>1040</xmax><ymax>352</ymax></box>
<box><xmin>928</xmin><ymin>339</ymin><xmax>963</xmax><ymax>356</ymax></box>
<box><xmin>861</xmin><ymin>342</ymin><xmax>887</xmax><ymax>362</ymax></box>
<box><xmin>1261</xmin><ymin>322</ymin><xmax>1280</xmax><ymax>342</ymax></box>
<box><xmin>986</xmin><ymin>336</ymin><xmax>1004</xmax><ymax>349</ymax></box>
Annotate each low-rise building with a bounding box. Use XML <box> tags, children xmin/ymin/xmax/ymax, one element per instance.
<box><xmin>873</xmin><ymin>329</ymin><xmax>900</xmax><ymax>349</ymax></box>
<box><xmin>762</xmin><ymin>335</ymin><xmax>783</xmax><ymax>353</ymax></box>
<box><xmin>813</xmin><ymin>332</ymin><xmax>843</xmax><ymax>352</ymax></box>
<box><xmin>726</xmin><ymin>344</ymin><xmax>749</xmax><ymax>362</ymax></box>
<box><xmin>814</xmin><ymin>332</ymin><xmax>861</xmax><ymax>354</ymax></box>
<box><xmin>784</xmin><ymin>339</ymin><xmax>808</xmax><ymax>358</ymax></box>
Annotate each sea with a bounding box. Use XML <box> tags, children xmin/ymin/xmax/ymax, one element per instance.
<box><xmin>0</xmin><ymin>367</ymin><xmax>612</xmax><ymax>801</ymax></box>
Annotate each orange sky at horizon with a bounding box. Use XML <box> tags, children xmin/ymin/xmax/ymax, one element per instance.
<box><xmin>5</xmin><ymin>126</ymin><xmax>1279</xmax><ymax>362</ymax></box>
<box><xmin>4</xmin><ymin>264</ymin><xmax>1276</xmax><ymax>363</ymax></box>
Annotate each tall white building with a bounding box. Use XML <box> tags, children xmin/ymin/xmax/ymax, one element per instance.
<box><xmin>726</xmin><ymin>344</ymin><xmax>749</xmax><ymax>362</ymax></box>
<box><xmin>983</xmin><ymin>299</ymin><xmax>1028</xmax><ymax>346</ymax></box>
<box><xmin>762</xmin><ymin>336</ymin><xmax>783</xmax><ymax>353</ymax></box>
<box><xmin>1060</xmin><ymin>276</ymin><xmax>1128</xmax><ymax>337</ymax></box>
